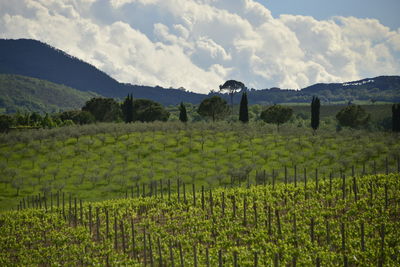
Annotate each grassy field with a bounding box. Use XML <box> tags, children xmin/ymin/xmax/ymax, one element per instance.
<box><xmin>0</xmin><ymin>121</ymin><xmax>399</xmax><ymax>211</ymax></box>
<box><xmin>1</xmin><ymin>173</ymin><xmax>399</xmax><ymax>265</ymax></box>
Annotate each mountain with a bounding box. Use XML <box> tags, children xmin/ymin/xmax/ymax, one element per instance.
<box><xmin>0</xmin><ymin>39</ymin><xmax>205</xmax><ymax>105</ymax></box>
<box><xmin>0</xmin><ymin>74</ymin><xmax>99</xmax><ymax>113</ymax></box>
<box><xmin>0</xmin><ymin>38</ymin><xmax>399</xmax><ymax>109</ymax></box>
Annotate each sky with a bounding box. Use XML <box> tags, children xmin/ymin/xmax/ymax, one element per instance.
<box><xmin>0</xmin><ymin>0</ymin><xmax>399</xmax><ymax>94</ymax></box>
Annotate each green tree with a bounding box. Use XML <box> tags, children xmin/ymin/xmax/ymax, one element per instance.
<box><xmin>239</xmin><ymin>92</ymin><xmax>249</xmax><ymax>123</ymax></box>
<box><xmin>336</xmin><ymin>104</ymin><xmax>370</xmax><ymax>129</ymax></box>
<box><xmin>179</xmin><ymin>102</ymin><xmax>188</xmax><ymax>123</ymax></box>
<box><xmin>311</xmin><ymin>96</ymin><xmax>320</xmax><ymax>133</ymax></box>
<box><xmin>121</xmin><ymin>94</ymin><xmax>134</xmax><ymax>123</ymax></box>
<box><xmin>392</xmin><ymin>103</ymin><xmax>400</xmax><ymax>132</ymax></box>
<box><xmin>132</xmin><ymin>99</ymin><xmax>169</xmax><ymax>122</ymax></box>
<box><xmin>219</xmin><ymin>80</ymin><xmax>245</xmax><ymax>108</ymax></box>
<box><xmin>260</xmin><ymin>105</ymin><xmax>293</xmax><ymax>131</ymax></box>
<box><xmin>197</xmin><ymin>96</ymin><xmax>229</xmax><ymax>122</ymax></box>
<box><xmin>0</xmin><ymin>114</ymin><xmax>14</xmax><ymax>133</ymax></box>
<box><xmin>82</xmin><ymin>97</ymin><xmax>122</xmax><ymax>122</ymax></box>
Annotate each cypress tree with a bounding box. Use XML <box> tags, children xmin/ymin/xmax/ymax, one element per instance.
<box><xmin>393</xmin><ymin>103</ymin><xmax>400</xmax><ymax>132</ymax></box>
<box><xmin>121</xmin><ymin>94</ymin><xmax>134</xmax><ymax>123</ymax></box>
<box><xmin>311</xmin><ymin>96</ymin><xmax>320</xmax><ymax>133</ymax></box>
<box><xmin>239</xmin><ymin>92</ymin><xmax>249</xmax><ymax>123</ymax></box>
<box><xmin>179</xmin><ymin>102</ymin><xmax>188</xmax><ymax>123</ymax></box>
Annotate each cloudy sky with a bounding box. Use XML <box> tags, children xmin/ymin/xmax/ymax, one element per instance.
<box><xmin>1</xmin><ymin>0</ymin><xmax>399</xmax><ymax>93</ymax></box>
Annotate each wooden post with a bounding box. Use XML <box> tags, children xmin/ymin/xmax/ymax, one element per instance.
<box><xmin>205</xmin><ymin>246</ymin><xmax>210</xmax><ymax>267</ymax></box>
<box><xmin>192</xmin><ymin>184</ymin><xmax>196</xmax><ymax>207</ymax></box>
<box><xmin>168</xmin><ymin>179</ymin><xmax>171</xmax><ymax>201</ymax></box>
<box><xmin>193</xmin><ymin>245</ymin><xmax>197</xmax><ymax>267</ymax></box>
<box><xmin>243</xmin><ymin>196</ymin><xmax>247</xmax><ymax>226</ymax></box>
<box><xmin>89</xmin><ymin>205</ymin><xmax>92</xmax><ymax>234</ymax></box>
<box><xmin>80</xmin><ymin>200</ymin><xmax>83</xmax><ymax>225</ymax></box>
<box><xmin>96</xmin><ymin>207</ymin><xmax>100</xmax><ymax>241</ymax></box>
<box><xmin>177</xmin><ymin>179</ymin><xmax>180</xmax><ymax>202</ymax></box>
<box><xmin>201</xmin><ymin>186</ymin><xmax>205</xmax><ymax>210</ymax></box>
<box><xmin>143</xmin><ymin>228</ymin><xmax>147</xmax><ymax>265</ymax></box>
<box><xmin>131</xmin><ymin>217</ymin><xmax>136</xmax><ymax>258</ymax></box>
<box><xmin>209</xmin><ymin>189</ymin><xmax>213</xmax><ymax>215</ymax></box>
<box><xmin>232</xmin><ymin>195</ymin><xmax>236</xmax><ymax>219</ymax></box>
<box><xmin>272</xmin><ymin>169</ymin><xmax>275</xmax><ymax>190</ymax></box>
<box><xmin>169</xmin><ymin>241</ymin><xmax>175</xmax><ymax>267</ymax></box>
<box><xmin>253</xmin><ymin>197</ymin><xmax>258</xmax><ymax>227</ymax></box>
<box><xmin>294</xmin><ymin>165</ymin><xmax>297</xmax><ymax>187</ymax></box>
<box><xmin>276</xmin><ymin>209</ymin><xmax>281</xmax><ymax>239</ymax></box>
<box><xmin>183</xmin><ymin>182</ymin><xmax>187</xmax><ymax>204</ymax></box>
<box><xmin>315</xmin><ymin>168</ymin><xmax>318</xmax><ymax>192</ymax></box>
<box><xmin>179</xmin><ymin>242</ymin><xmax>184</xmax><ymax>267</ymax></box>
<box><xmin>157</xmin><ymin>237</ymin><xmax>163</xmax><ymax>267</ymax></box>
<box><xmin>221</xmin><ymin>192</ymin><xmax>225</xmax><ymax>217</ymax></box>
<box><xmin>304</xmin><ymin>168</ymin><xmax>307</xmax><ymax>200</ymax></box>
<box><xmin>114</xmin><ymin>212</ymin><xmax>118</xmax><ymax>250</ymax></box>
<box><xmin>360</xmin><ymin>222</ymin><xmax>365</xmax><ymax>251</ymax></box>
<box><xmin>121</xmin><ymin>220</ymin><xmax>126</xmax><ymax>254</ymax></box>
<box><xmin>341</xmin><ymin>223</ymin><xmax>347</xmax><ymax>267</ymax></box>
<box><xmin>284</xmin><ymin>166</ymin><xmax>287</xmax><ymax>184</ymax></box>
<box><xmin>353</xmin><ymin>177</ymin><xmax>358</xmax><ymax>202</ymax></box>
<box><xmin>329</xmin><ymin>173</ymin><xmax>332</xmax><ymax>194</ymax></box>
<box><xmin>310</xmin><ymin>218</ymin><xmax>315</xmax><ymax>244</ymax></box>
<box><xmin>105</xmin><ymin>208</ymin><xmax>110</xmax><ymax>239</ymax></box>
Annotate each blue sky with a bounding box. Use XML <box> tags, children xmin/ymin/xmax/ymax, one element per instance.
<box><xmin>261</xmin><ymin>0</ymin><xmax>400</xmax><ymax>30</ymax></box>
<box><xmin>0</xmin><ymin>0</ymin><xmax>399</xmax><ymax>93</ymax></box>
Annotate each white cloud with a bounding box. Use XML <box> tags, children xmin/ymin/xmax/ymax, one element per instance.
<box><xmin>0</xmin><ymin>0</ymin><xmax>399</xmax><ymax>93</ymax></box>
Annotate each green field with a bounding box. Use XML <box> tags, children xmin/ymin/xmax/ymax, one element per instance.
<box><xmin>0</xmin><ymin>121</ymin><xmax>399</xmax><ymax>211</ymax></box>
<box><xmin>1</xmin><ymin>173</ymin><xmax>399</xmax><ymax>265</ymax></box>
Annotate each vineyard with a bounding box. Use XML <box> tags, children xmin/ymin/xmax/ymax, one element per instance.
<box><xmin>1</xmin><ymin>173</ymin><xmax>399</xmax><ymax>266</ymax></box>
<box><xmin>0</xmin><ymin>122</ymin><xmax>399</xmax><ymax>210</ymax></box>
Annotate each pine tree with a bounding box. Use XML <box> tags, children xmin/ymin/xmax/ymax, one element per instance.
<box><xmin>239</xmin><ymin>92</ymin><xmax>249</xmax><ymax>123</ymax></box>
<box><xmin>311</xmin><ymin>96</ymin><xmax>320</xmax><ymax>133</ymax></box>
<box><xmin>121</xmin><ymin>94</ymin><xmax>134</xmax><ymax>123</ymax></box>
<box><xmin>179</xmin><ymin>102</ymin><xmax>188</xmax><ymax>123</ymax></box>
<box><xmin>392</xmin><ymin>103</ymin><xmax>400</xmax><ymax>132</ymax></box>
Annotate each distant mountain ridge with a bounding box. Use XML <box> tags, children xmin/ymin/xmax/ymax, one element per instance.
<box><xmin>0</xmin><ymin>39</ymin><xmax>205</xmax><ymax>105</ymax></box>
<box><xmin>0</xmin><ymin>38</ymin><xmax>399</xmax><ymax>108</ymax></box>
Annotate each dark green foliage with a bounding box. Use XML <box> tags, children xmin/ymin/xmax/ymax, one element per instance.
<box><xmin>392</xmin><ymin>104</ymin><xmax>400</xmax><ymax>132</ymax></box>
<box><xmin>0</xmin><ymin>74</ymin><xmax>98</xmax><ymax>114</ymax></box>
<box><xmin>336</xmin><ymin>105</ymin><xmax>370</xmax><ymax>128</ymax></box>
<box><xmin>197</xmin><ymin>96</ymin><xmax>229</xmax><ymax>122</ymax></box>
<box><xmin>260</xmin><ymin>105</ymin><xmax>293</xmax><ymax>130</ymax></box>
<box><xmin>239</xmin><ymin>92</ymin><xmax>249</xmax><ymax>123</ymax></box>
<box><xmin>311</xmin><ymin>96</ymin><xmax>320</xmax><ymax>132</ymax></box>
<box><xmin>121</xmin><ymin>94</ymin><xmax>134</xmax><ymax>123</ymax></box>
<box><xmin>58</xmin><ymin>110</ymin><xmax>95</xmax><ymax>125</ymax></box>
<box><xmin>82</xmin><ymin>98</ymin><xmax>122</xmax><ymax>122</ymax></box>
<box><xmin>179</xmin><ymin>102</ymin><xmax>188</xmax><ymax>123</ymax></box>
<box><xmin>132</xmin><ymin>99</ymin><xmax>169</xmax><ymax>122</ymax></box>
<box><xmin>0</xmin><ymin>114</ymin><xmax>14</xmax><ymax>133</ymax></box>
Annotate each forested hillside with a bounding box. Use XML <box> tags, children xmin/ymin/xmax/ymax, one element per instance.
<box><xmin>0</xmin><ymin>74</ymin><xmax>98</xmax><ymax>113</ymax></box>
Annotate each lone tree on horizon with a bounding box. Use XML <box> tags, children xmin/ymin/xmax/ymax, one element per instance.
<box><xmin>219</xmin><ymin>80</ymin><xmax>245</xmax><ymax>109</ymax></box>
<box><xmin>239</xmin><ymin>92</ymin><xmax>249</xmax><ymax>123</ymax></box>
<box><xmin>311</xmin><ymin>96</ymin><xmax>320</xmax><ymax>134</ymax></box>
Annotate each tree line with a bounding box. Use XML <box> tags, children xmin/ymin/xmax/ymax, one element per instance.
<box><xmin>1</xmin><ymin>80</ymin><xmax>400</xmax><ymax>133</ymax></box>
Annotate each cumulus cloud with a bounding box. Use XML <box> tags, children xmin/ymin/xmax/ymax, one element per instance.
<box><xmin>0</xmin><ymin>0</ymin><xmax>399</xmax><ymax>93</ymax></box>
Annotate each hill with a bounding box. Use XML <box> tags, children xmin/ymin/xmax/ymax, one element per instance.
<box><xmin>0</xmin><ymin>74</ymin><xmax>99</xmax><ymax>113</ymax></box>
<box><xmin>0</xmin><ymin>38</ymin><xmax>399</xmax><ymax>108</ymax></box>
<box><xmin>0</xmin><ymin>39</ymin><xmax>205</xmax><ymax>105</ymax></box>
